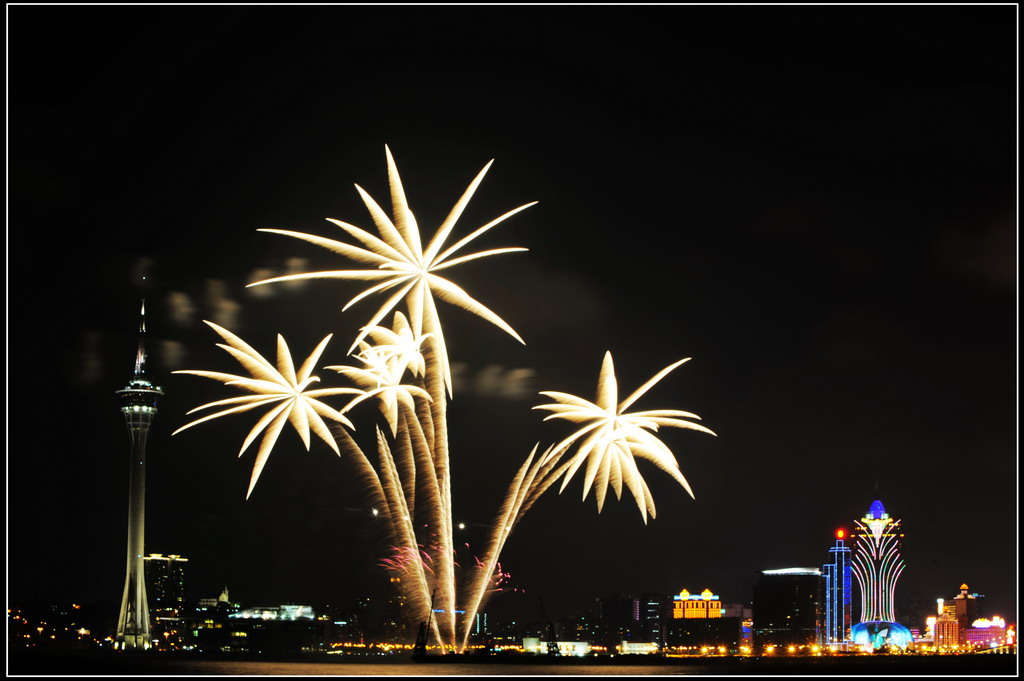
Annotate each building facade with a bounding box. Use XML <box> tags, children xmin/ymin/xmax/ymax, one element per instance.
<box><xmin>934</xmin><ymin>612</ymin><xmax>960</xmax><ymax>650</ymax></box>
<box><xmin>820</xmin><ymin>529</ymin><xmax>853</xmax><ymax>648</ymax></box>
<box><xmin>665</xmin><ymin>588</ymin><xmax>738</xmax><ymax>651</ymax></box>
<box><xmin>592</xmin><ymin>594</ymin><xmax>641</xmax><ymax>649</ymax></box>
<box><xmin>639</xmin><ymin>593</ymin><xmax>671</xmax><ymax>647</ymax></box>
<box><xmin>751</xmin><ymin>569</ymin><xmax>821</xmax><ymax>650</ymax></box>
<box><xmin>672</xmin><ymin>589</ymin><xmax>723</xmax><ymax>619</ymax></box>
<box><xmin>962</xmin><ymin>613</ymin><xmax>1010</xmax><ymax>650</ymax></box>
<box><xmin>144</xmin><ymin>554</ymin><xmax>188</xmax><ymax>611</ymax></box>
<box><xmin>144</xmin><ymin>553</ymin><xmax>189</xmax><ymax>650</ymax></box>
<box><xmin>952</xmin><ymin>583</ymin><xmax>984</xmax><ymax>645</ymax></box>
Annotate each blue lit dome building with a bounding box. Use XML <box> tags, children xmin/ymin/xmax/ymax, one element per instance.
<box><xmin>849</xmin><ymin>500</ymin><xmax>912</xmax><ymax>649</ymax></box>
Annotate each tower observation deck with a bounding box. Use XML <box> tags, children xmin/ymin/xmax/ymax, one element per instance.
<box><xmin>114</xmin><ymin>301</ymin><xmax>164</xmax><ymax>651</ymax></box>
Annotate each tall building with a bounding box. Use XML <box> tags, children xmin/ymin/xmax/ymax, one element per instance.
<box><xmin>934</xmin><ymin>600</ymin><xmax>960</xmax><ymax>650</ymax></box>
<box><xmin>114</xmin><ymin>302</ymin><xmax>164</xmax><ymax>651</ymax></box>
<box><xmin>144</xmin><ymin>554</ymin><xmax>188</xmax><ymax>611</ymax></box>
<box><xmin>751</xmin><ymin>569</ymin><xmax>821</xmax><ymax>650</ymax></box>
<box><xmin>593</xmin><ymin>594</ymin><xmax>640</xmax><ymax>648</ymax></box>
<box><xmin>820</xmin><ymin>529</ymin><xmax>852</xmax><ymax>649</ymax></box>
<box><xmin>639</xmin><ymin>593</ymin><xmax>671</xmax><ymax>647</ymax></box>
<box><xmin>379</xmin><ymin>577</ymin><xmax>409</xmax><ymax>644</ymax></box>
<box><xmin>952</xmin><ymin>583</ymin><xmax>984</xmax><ymax>645</ymax></box>
<box><xmin>849</xmin><ymin>499</ymin><xmax>911</xmax><ymax>649</ymax></box>
<box><xmin>145</xmin><ymin>554</ymin><xmax>189</xmax><ymax>651</ymax></box>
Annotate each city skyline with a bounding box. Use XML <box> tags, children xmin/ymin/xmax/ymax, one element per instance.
<box><xmin>8</xmin><ymin>5</ymin><xmax>1016</xmax><ymax>627</ymax></box>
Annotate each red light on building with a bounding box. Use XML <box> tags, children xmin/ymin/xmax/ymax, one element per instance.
<box><xmin>836</xmin><ymin>529</ymin><xmax>845</xmax><ymax>539</ymax></box>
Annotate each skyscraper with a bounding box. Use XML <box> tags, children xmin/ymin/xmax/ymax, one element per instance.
<box><xmin>144</xmin><ymin>554</ymin><xmax>188</xmax><ymax>612</ymax></box>
<box><xmin>820</xmin><ymin>529</ymin><xmax>852</xmax><ymax>649</ymax></box>
<box><xmin>114</xmin><ymin>302</ymin><xmax>164</xmax><ymax>651</ymax></box>
<box><xmin>952</xmin><ymin>583</ymin><xmax>984</xmax><ymax>644</ymax></box>
<box><xmin>593</xmin><ymin>594</ymin><xmax>640</xmax><ymax>648</ymax></box>
<box><xmin>751</xmin><ymin>568</ymin><xmax>822</xmax><ymax>650</ymax></box>
<box><xmin>849</xmin><ymin>499</ymin><xmax>911</xmax><ymax>649</ymax></box>
<box><xmin>639</xmin><ymin>593</ymin><xmax>670</xmax><ymax>647</ymax></box>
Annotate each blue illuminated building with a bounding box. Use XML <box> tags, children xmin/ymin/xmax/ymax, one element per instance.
<box><xmin>820</xmin><ymin>529</ymin><xmax>852</xmax><ymax>649</ymax></box>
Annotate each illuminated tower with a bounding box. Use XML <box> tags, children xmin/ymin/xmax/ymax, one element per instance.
<box><xmin>849</xmin><ymin>499</ymin><xmax>911</xmax><ymax>649</ymax></box>
<box><xmin>820</xmin><ymin>529</ymin><xmax>852</xmax><ymax>648</ymax></box>
<box><xmin>114</xmin><ymin>301</ymin><xmax>164</xmax><ymax>651</ymax></box>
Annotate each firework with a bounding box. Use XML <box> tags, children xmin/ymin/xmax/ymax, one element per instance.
<box><xmin>172</xmin><ymin>322</ymin><xmax>358</xmax><ymax>498</ymax></box>
<box><xmin>175</xmin><ymin>148</ymin><xmax>715</xmax><ymax>652</ymax></box>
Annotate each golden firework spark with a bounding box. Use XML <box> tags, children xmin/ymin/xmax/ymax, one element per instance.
<box><xmin>247</xmin><ymin>146</ymin><xmax>536</xmax><ymax>396</ymax></box>
<box><xmin>533</xmin><ymin>351</ymin><xmax>716</xmax><ymax>522</ymax></box>
<box><xmin>327</xmin><ymin>340</ymin><xmax>431</xmax><ymax>437</ymax></box>
<box><xmin>359</xmin><ymin>311</ymin><xmax>431</xmax><ymax>380</ymax></box>
<box><xmin>172</xmin><ymin>321</ymin><xmax>358</xmax><ymax>498</ymax></box>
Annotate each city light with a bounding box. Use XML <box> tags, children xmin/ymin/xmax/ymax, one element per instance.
<box><xmin>972</xmin><ymin>616</ymin><xmax>1006</xmax><ymax>629</ymax></box>
<box><xmin>10</xmin><ymin>551</ymin><xmax>1014</xmax><ymax>662</ymax></box>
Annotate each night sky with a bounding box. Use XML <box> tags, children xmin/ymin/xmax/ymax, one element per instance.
<box><xmin>9</xmin><ymin>5</ymin><xmax>1017</xmax><ymax>627</ymax></box>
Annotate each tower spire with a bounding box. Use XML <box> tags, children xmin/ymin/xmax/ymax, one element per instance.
<box><xmin>133</xmin><ymin>299</ymin><xmax>148</xmax><ymax>380</ymax></box>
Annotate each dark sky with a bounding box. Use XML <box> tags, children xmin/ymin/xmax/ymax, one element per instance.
<box><xmin>9</xmin><ymin>5</ymin><xmax>1017</xmax><ymax>628</ymax></box>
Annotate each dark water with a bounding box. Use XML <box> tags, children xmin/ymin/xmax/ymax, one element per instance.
<box><xmin>8</xmin><ymin>650</ymin><xmax>1017</xmax><ymax>676</ymax></box>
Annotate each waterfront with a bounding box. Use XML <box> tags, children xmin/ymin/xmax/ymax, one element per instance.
<box><xmin>8</xmin><ymin>650</ymin><xmax>1017</xmax><ymax>676</ymax></box>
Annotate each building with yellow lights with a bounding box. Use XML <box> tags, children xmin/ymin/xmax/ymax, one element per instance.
<box><xmin>666</xmin><ymin>589</ymin><xmax>742</xmax><ymax>651</ymax></box>
<box><xmin>934</xmin><ymin>613</ymin><xmax>959</xmax><ymax>650</ymax></box>
<box><xmin>672</xmin><ymin>589</ymin><xmax>722</xmax><ymax>619</ymax></box>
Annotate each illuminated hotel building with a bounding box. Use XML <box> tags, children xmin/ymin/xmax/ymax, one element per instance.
<box><xmin>114</xmin><ymin>302</ymin><xmax>164</xmax><ymax>651</ymax></box>
<box><xmin>934</xmin><ymin>610</ymin><xmax>959</xmax><ymax>650</ymax></box>
<box><xmin>666</xmin><ymin>589</ymin><xmax>741</xmax><ymax>651</ymax></box>
<box><xmin>672</xmin><ymin>589</ymin><xmax>722</xmax><ymax>619</ymax></box>
<box><xmin>964</xmin><ymin>618</ymin><xmax>1008</xmax><ymax>648</ymax></box>
<box><xmin>820</xmin><ymin>529</ymin><xmax>852</xmax><ymax>648</ymax></box>
<box><xmin>850</xmin><ymin>499</ymin><xmax>911</xmax><ymax>649</ymax></box>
